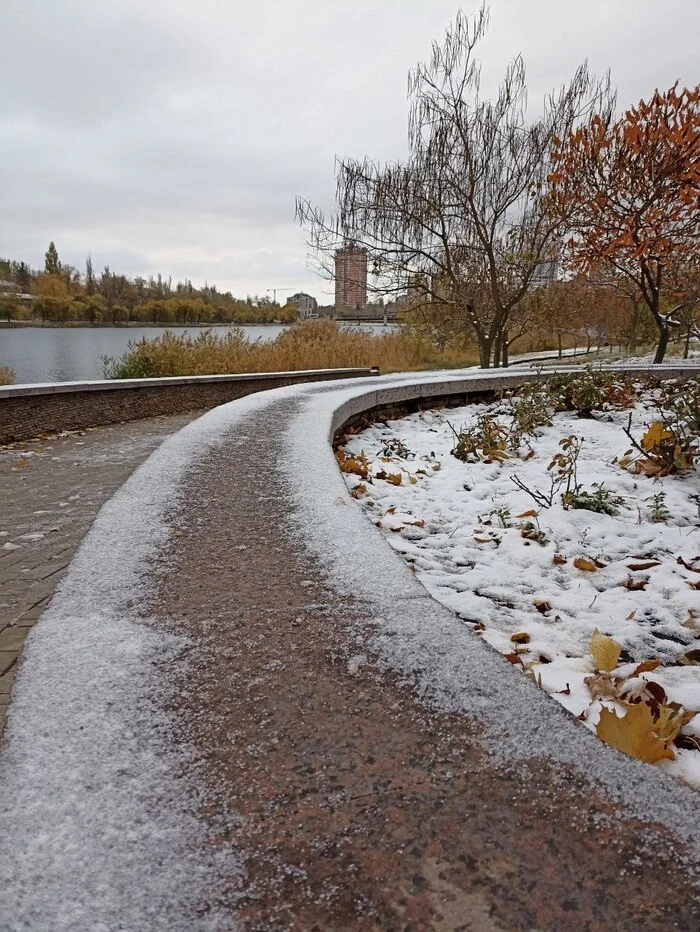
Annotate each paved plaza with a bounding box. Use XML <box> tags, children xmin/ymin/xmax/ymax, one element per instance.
<box><xmin>0</xmin><ymin>413</ymin><xmax>198</xmax><ymax>730</ymax></box>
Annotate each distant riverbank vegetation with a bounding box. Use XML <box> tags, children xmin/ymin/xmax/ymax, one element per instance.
<box><xmin>0</xmin><ymin>366</ymin><xmax>15</xmax><ymax>385</ymax></box>
<box><xmin>0</xmin><ymin>244</ymin><xmax>299</xmax><ymax>327</ymax></box>
<box><xmin>104</xmin><ymin>319</ymin><xmax>478</xmax><ymax>379</ymax></box>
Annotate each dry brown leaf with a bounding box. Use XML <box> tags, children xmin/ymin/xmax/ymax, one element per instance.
<box><xmin>409</xmin><ymin>519</ymin><xmax>425</xmax><ymax>528</ymax></box>
<box><xmin>552</xmin><ymin>554</ymin><xmax>568</xmax><ymax>566</ymax></box>
<box><xmin>591</xmin><ymin>629</ymin><xmax>622</xmax><ymax>672</ymax></box>
<box><xmin>516</xmin><ymin>509</ymin><xmax>539</xmax><ymax>518</ymax></box>
<box><xmin>409</xmin><ymin>476</ymin><xmax>418</xmax><ymax>485</ymax></box>
<box><xmin>630</xmin><ymin>659</ymin><xmax>661</xmax><ymax>676</ymax></box>
<box><xmin>510</xmin><ymin>631</ymin><xmax>531</xmax><ymax>644</ymax></box>
<box><xmin>677</xmin><ymin>556</ymin><xmax>700</xmax><ymax>573</ymax></box>
<box><xmin>596</xmin><ymin>703</ymin><xmax>675</xmax><ymax>764</ymax></box>
<box><xmin>385</xmin><ymin>473</ymin><xmax>403</xmax><ymax>486</ymax></box>
<box><xmin>339</xmin><ymin>456</ymin><xmax>369</xmax><ymax>478</ymax></box>
<box><xmin>533</xmin><ymin>599</ymin><xmax>552</xmax><ymax>614</ymax></box>
<box><xmin>627</xmin><ymin>560</ymin><xmax>662</xmax><ymax>571</ymax></box>
<box><xmin>350</xmin><ymin>483</ymin><xmax>367</xmax><ymax>499</ymax></box>
<box><xmin>621</xmin><ymin>577</ymin><xmax>648</xmax><ymax>591</ymax></box>
<box><xmin>504</xmin><ymin>652</ymin><xmax>524</xmax><ymax>665</ymax></box>
<box><xmin>473</xmin><ymin>536</ymin><xmax>495</xmax><ymax>544</ymax></box>
<box><xmin>585</xmin><ymin>673</ymin><xmax>620</xmax><ymax>700</ymax></box>
<box><xmin>432</xmin><ymin>463</ymin><xmax>441</xmax><ymax>472</ymax></box>
<box><xmin>385</xmin><ymin>506</ymin><xmax>397</xmax><ymax>515</ymax></box>
<box><xmin>574</xmin><ymin>557</ymin><xmax>597</xmax><ymax>572</ymax></box>
<box><xmin>626</xmin><ymin>610</ymin><xmax>637</xmax><ymax>620</ymax></box>
<box><xmin>688</xmin><ymin>580</ymin><xmax>700</xmax><ymax>591</ymax></box>
<box><xmin>631</xmin><ymin>458</ymin><xmax>666</xmax><ymax>478</ymax></box>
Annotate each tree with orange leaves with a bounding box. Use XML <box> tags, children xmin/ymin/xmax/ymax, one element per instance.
<box><xmin>549</xmin><ymin>84</ymin><xmax>700</xmax><ymax>363</ymax></box>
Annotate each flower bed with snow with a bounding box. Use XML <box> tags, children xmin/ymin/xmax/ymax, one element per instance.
<box><xmin>337</xmin><ymin>372</ymin><xmax>700</xmax><ymax>787</ymax></box>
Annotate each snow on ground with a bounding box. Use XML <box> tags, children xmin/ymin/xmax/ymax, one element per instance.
<box><xmin>0</xmin><ymin>387</ymin><xmax>312</xmax><ymax>932</ymax></box>
<box><xmin>339</xmin><ymin>378</ymin><xmax>700</xmax><ymax>786</ymax></box>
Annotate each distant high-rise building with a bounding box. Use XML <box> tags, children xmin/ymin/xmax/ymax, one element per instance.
<box><xmin>334</xmin><ymin>243</ymin><xmax>367</xmax><ymax>310</ymax></box>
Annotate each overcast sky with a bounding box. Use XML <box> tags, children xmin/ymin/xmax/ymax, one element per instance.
<box><xmin>1</xmin><ymin>0</ymin><xmax>698</xmax><ymax>302</ymax></box>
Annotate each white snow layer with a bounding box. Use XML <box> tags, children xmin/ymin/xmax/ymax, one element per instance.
<box><xmin>2</xmin><ymin>366</ymin><xmax>699</xmax><ymax>931</ymax></box>
<box><xmin>338</xmin><ymin>394</ymin><xmax>700</xmax><ymax>785</ymax></box>
<box><xmin>0</xmin><ymin>386</ymin><xmax>302</xmax><ymax>932</ymax></box>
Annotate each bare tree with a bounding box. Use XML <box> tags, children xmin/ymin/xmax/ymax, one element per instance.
<box><xmin>297</xmin><ymin>5</ymin><xmax>613</xmax><ymax>367</ymax></box>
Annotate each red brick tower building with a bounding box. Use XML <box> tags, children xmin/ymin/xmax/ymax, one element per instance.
<box><xmin>334</xmin><ymin>244</ymin><xmax>368</xmax><ymax>311</ymax></box>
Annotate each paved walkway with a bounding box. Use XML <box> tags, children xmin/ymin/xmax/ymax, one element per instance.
<box><xmin>152</xmin><ymin>387</ymin><xmax>699</xmax><ymax>930</ymax></box>
<box><xmin>2</xmin><ymin>369</ymin><xmax>699</xmax><ymax>931</ymax></box>
<box><xmin>0</xmin><ymin>412</ymin><xmax>199</xmax><ymax>729</ymax></box>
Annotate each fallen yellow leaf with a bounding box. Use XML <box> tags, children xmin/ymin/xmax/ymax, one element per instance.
<box><xmin>653</xmin><ymin>702</ymin><xmax>697</xmax><ymax>743</ymax></box>
<box><xmin>591</xmin><ymin>629</ymin><xmax>622</xmax><ymax>672</ymax></box>
<box><xmin>641</xmin><ymin>421</ymin><xmax>673</xmax><ymax>452</ymax></box>
<box><xmin>596</xmin><ymin>703</ymin><xmax>674</xmax><ymax>764</ymax></box>
<box><xmin>574</xmin><ymin>557</ymin><xmax>597</xmax><ymax>572</ymax></box>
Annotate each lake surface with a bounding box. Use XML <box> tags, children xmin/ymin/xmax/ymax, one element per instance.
<box><xmin>0</xmin><ymin>326</ymin><xmax>288</xmax><ymax>385</ymax></box>
<box><xmin>0</xmin><ymin>323</ymin><xmax>399</xmax><ymax>385</ymax></box>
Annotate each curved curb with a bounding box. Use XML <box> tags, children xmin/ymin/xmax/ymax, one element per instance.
<box><xmin>284</xmin><ymin>366</ymin><xmax>700</xmax><ymax>844</ymax></box>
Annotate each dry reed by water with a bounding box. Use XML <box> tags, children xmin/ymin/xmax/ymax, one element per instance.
<box><xmin>104</xmin><ymin>320</ymin><xmax>477</xmax><ymax>379</ymax></box>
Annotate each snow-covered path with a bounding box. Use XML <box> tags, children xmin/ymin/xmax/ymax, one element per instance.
<box><xmin>1</xmin><ymin>365</ymin><xmax>699</xmax><ymax>931</ymax></box>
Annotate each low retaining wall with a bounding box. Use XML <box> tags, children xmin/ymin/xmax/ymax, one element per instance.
<box><xmin>0</xmin><ymin>368</ymin><xmax>378</xmax><ymax>444</ymax></box>
<box><xmin>330</xmin><ymin>365</ymin><xmax>700</xmax><ymax>439</ymax></box>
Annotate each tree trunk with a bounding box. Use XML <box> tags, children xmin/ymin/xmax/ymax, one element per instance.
<box><xmin>684</xmin><ymin>326</ymin><xmax>691</xmax><ymax>359</ymax></box>
<box><xmin>501</xmin><ymin>338</ymin><xmax>509</xmax><ymax>368</ymax></box>
<box><xmin>493</xmin><ymin>338</ymin><xmax>501</xmax><ymax>368</ymax></box>
<box><xmin>628</xmin><ymin>298</ymin><xmax>640</xmax><ymax>351</ymax></box>
<box><xmin>558</xmin><ymin>333</ymin><xmax>562</xmax><ymax>358</ymax></box>
<box><xmin>653</xmin><ymin>326</ymin><xmax>669</xmax><ymax>364</ymax></box>
<box><xmin>478</xmin><ymin>336</ymin><xmax>492</xmax><ymax>368</ymax></box>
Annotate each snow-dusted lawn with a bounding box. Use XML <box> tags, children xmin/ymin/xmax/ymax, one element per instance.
<box><xmin>339</xmin><ymin>380</ymin><xmax>700</xmax><ymax>786</ymax></box>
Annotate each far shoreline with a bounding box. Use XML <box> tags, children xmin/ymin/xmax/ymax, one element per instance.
<box><xmin>0</xmin><ymin>320</ymin><xmax>289</xmax><ymax>329</ymax></box>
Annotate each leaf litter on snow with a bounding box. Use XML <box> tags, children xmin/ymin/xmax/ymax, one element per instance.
<box><xmin>338</xmin><ymin>376</ymin><xmax>700</xmax><ymax>787</ymax></box>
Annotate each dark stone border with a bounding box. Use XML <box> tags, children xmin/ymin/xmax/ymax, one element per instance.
<box><xmin>0</xmin><ymin>368</ymin><xmax>377</xmax><ymax>444</ymax></box>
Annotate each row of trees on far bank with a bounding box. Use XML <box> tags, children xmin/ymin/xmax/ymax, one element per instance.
<box><xmin>0</xmin><ymin>247</ymin><xmax>299</xmax><ymax>326</ymax></box>
<box><xmin>298</xmin><ymin>4</ymin><xmax>700</xmax><ymax>366</ymax></box>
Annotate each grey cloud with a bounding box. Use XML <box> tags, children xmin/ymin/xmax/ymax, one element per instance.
<box><xmin>1</xmin><ymin>0</ymin><xmax>698</xmax><ymax>301</ymax></box>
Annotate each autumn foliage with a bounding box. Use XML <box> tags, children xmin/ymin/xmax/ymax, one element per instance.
<box><xmin>549</xmin><ymin>84</ymin><xmax>700</xmax><ymax>362</ymax></box>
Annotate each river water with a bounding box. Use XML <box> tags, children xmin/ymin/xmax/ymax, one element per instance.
<box><xmin>0</xmin><ymin>326</ymin><xmax>290</xmax><ymax>384</ymax></box>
